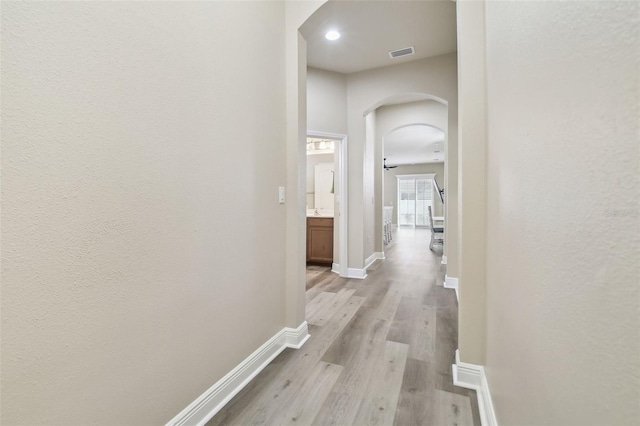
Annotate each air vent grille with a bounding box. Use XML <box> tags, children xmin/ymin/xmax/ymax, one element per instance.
<box><xmin>389</xmin><ymin>46</ymin><xmax>415</xmax><ymax>59</ymax></box>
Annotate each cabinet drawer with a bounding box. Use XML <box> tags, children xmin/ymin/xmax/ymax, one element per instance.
<box><xmin>307</xmin><ymin>217</ymin><xmax>334</xmax><ymax>227</ymax></box>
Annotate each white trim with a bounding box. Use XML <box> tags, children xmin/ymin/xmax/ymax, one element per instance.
<box><xmin>444</xmin><ymin>275</ymin><xmax>459</xmax><ymax>302</ymax></box>
<box><xmin>308</xmin><ymin>131</ymin><xmax>348</xmax><ymax>279</ymax></box>
<box><xmin>363</xmin><ymin>93</ymin><xmax>448</xmax><ymax>116</ymax></box>
<box><xmin>166</xmin><ymin>322</ymin><xmax>310</xmax><ymax>426</ymax></box>
<box><xmin>452</xmin><ymin>350</ymin><xmax>498</xmax><ymax>426</ymax></box>
<box><xmin>441</xmin><ymin>255</ymin><xmax>447</xmax><ymax>265</ymax></box>
<box><xmin>364</xmin><ymin>252</ymin><xmax>385</xmax><ymax>269</ymax></box>
<box><xmin>283</xmin><ymin>322</ymin><xmax>311</xmax><ymax>349</ymax></box>
<box><xmin>334</xmin><ymin>264</ymin><xmax>368</xmax><ymax>280</ymax></box>
<box><xmin>346</xmin><ymin>268</ymin><xmax>367</xmax><ymax>279</ymax></box>
<box><xmin>394</xmin><ymin>173</ymin><xmax>436</xmax><ymax>180</ymax></box>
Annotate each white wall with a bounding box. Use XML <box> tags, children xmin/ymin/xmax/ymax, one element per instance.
<box><xmin>377</xmin><ymin>100</ymin><xmax>448</xmax><ymax>134</ymax></box>
<box><xmin>481</xmin><ymin>1</ymin><xmax>640</xmax><ymax>424</ymax></box>
<box><xmin>364</xmin><ymin>111</ymin><xmax>376</xmax><ymax>257</ymax></box>
<box><xmin>383</xmin><ymin>163</ymin><xmax>445</xmax><ymax>225</ymax></box>
<box><xmin>456</xmin><ymin>0</ymin><xmax>488</xmax><ymax>366</ymax></box>
<box><xmin>307</xmin><ymin>67</ymin><xmax>347</xmax><ymax>135</ymax></box>
<box><xmin>1</xmin><ymin>2</ymin><xmax>289</xmax><ymax>424</ymax></box>
<box><xmin>284</xmin><ymin>0</ymin><xmax>325</xmax><ymax>330</ymax></box>
<box><xmin>346</xmin><ymin>54</ymin><xmax>458</xmax><ymax>270</ymax></box>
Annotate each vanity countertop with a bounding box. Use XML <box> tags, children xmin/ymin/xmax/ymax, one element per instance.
<box><xmin>306</xmin><ymin>209</ymin><xmax>334</xmax><ymax>218</ymax></box>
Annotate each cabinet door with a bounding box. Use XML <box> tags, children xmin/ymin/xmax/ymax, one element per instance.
<box><xmin>308</xmin><ymin>227</ymin><xmax>333</xmax><ymax>263</ymax></box>
<box><xmin>307</xmin><ymin>218</ymin><xmax>334</xmax><ymax>264</ymax></box>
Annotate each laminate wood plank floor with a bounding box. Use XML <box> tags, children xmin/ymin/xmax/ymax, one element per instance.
<box><xmin>209</xmin><ymin>228</ymin><xmax>480</xmax><ymax>426</ymax></box>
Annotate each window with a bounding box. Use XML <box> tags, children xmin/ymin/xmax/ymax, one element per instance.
<box><xmin>397</xmin><ymin>175</ymin><xmax>433</xmax><ymax>227</ymax></box>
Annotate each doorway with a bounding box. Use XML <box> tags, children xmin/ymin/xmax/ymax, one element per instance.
<box><xmin>306</xmin><ymin>131</ymin><xmax>348</xmax><ymax>278</ymax></box>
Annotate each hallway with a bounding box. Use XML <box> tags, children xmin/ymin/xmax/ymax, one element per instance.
<box><xmin>209</xmin><ymin>228</ymin><xmax>479</xmax><ymax>426</ymax></box>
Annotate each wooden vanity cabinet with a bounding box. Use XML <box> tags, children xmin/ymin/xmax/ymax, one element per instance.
<box><xmin>306</xmin><ymin>217</ymin><xmax>334</xmax><ymax>264</ymax></box>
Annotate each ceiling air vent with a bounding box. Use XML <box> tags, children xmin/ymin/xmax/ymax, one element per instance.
<box><xmin>389</xmin><ymin>46</ymin><xmax>415</xmax><ymax>59</ymax></box>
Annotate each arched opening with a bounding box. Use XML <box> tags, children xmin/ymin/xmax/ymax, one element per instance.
<box><xmin>383</xmin><ymin>123</ymin><xmax>445</xmax><ymax>224</ymax></box>
<box><xmin>362</xmin><ymin>97</ymin><xmax>449</xmax><ymax>260</ymax></box>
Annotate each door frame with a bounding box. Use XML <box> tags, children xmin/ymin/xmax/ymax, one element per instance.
<box><xmin>306</xmin><ymin>130</ymin><xmax>348</xmax><ymax>278</ymax></box>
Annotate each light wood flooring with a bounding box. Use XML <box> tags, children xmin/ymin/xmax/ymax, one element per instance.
<box><xmin>209</xmin><ymin>227</ymin><xmax>479</xmax><ymax>426</ymax></box>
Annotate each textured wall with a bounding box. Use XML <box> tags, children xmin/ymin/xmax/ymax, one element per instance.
<box><xmin>483</xmin><ymin>1</ymin><xmax>640</xmax><ymax>424</ymax></box>
<box><xmin>1</xmin><ymin>2</ymin><xmax>287</xmax><ymax>424</ymax></box>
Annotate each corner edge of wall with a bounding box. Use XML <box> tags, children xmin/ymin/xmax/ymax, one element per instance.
<box><xmin>444</xmin><ymin>275</ymin><xmax>459</xmax><ymax>302</ymax></box>
<box><xmin>452</xmin><ymin>349</ymin><xmax>498</xmax><ymax>426</ymax></box>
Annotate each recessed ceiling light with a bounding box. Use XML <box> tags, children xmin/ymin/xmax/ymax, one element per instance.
<box><xmin>325</xmin><ymin>30</ymin><xmax>341</xmax><ymax>41</ymax></box>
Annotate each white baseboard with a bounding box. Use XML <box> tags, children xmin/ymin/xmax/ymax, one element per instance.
<box><xmin>444</xmin><ymin>275</ymin><xmax>459</xmax><ymax>302</ymax></box>
<box><xmin>346</xmin><ymin>268</ymin><xmax>367</xmax><ymax>279</ymax></box>
<box><xmin>338</xmin><ymin>252</ymin><xmax>385</xmax><ymax>280</ymax></box>
<box><xmin>332</xmin><ymin>263</ymin><xmax>367</xmax><ymax>279</ymax></box>
<box><xmin>166</xmin><ymin>321</ymin><xmax>310</xmax><ymax>426</ymax></box>
<box><xmin>441</xmin><ymin>255</ymin><xmax>447</xmax><ymax>265</ymax></box>
<box><xmin>332</xmin><ymin>263</ymin><xmax>368</xmax><ymax>280</ymax></box>
<box><xmin>364</xmin><ymin>252</ymin><xmax>385</xmax><ymax>269</ymax></box>
<box><xmin>283</xmin><ymin>322</ymin><xmax>311</xmax><ymax>349</ymax></box>
<box><xmin>452</xmin><ymin>350</ymin><xmax>498</xmax><ymax>426</ymax></box>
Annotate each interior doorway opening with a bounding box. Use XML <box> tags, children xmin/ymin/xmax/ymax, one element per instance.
<box><xmin>363</xmin><ymin>98</ymin><xmax>449</xmax><ymax>259</ymax></box>
<box><xmin>306</xmin><ymin>131</ymin><xmax>348</xmax><ymax>278</ymax></box>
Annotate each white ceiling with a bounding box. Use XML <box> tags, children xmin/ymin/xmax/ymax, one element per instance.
<box><xmin>384</xmin><ymin>125</ymin><xmax>445</xmax><ymax>166</ymax></box>
<box><xmin>300</xmin><ymin>1</ymin><xmax>457</xmax><ymax>74</ymax></box>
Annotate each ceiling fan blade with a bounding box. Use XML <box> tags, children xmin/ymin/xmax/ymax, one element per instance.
<box><xmin>383</xmin><ymin>158</ymin><xmax>398</xmax><ymax>170</ymax></box>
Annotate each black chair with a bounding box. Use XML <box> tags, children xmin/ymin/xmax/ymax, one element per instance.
<box><xmin>428</xmin><ymin>206</ymin><xmax>444</xmax><ymax>251</ymax></box>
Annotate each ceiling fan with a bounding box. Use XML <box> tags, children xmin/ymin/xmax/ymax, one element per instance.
<box><xmin>384</xmin><ymin>158</ymin><xmax>398</xmax><ymax>171</ymax></box>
